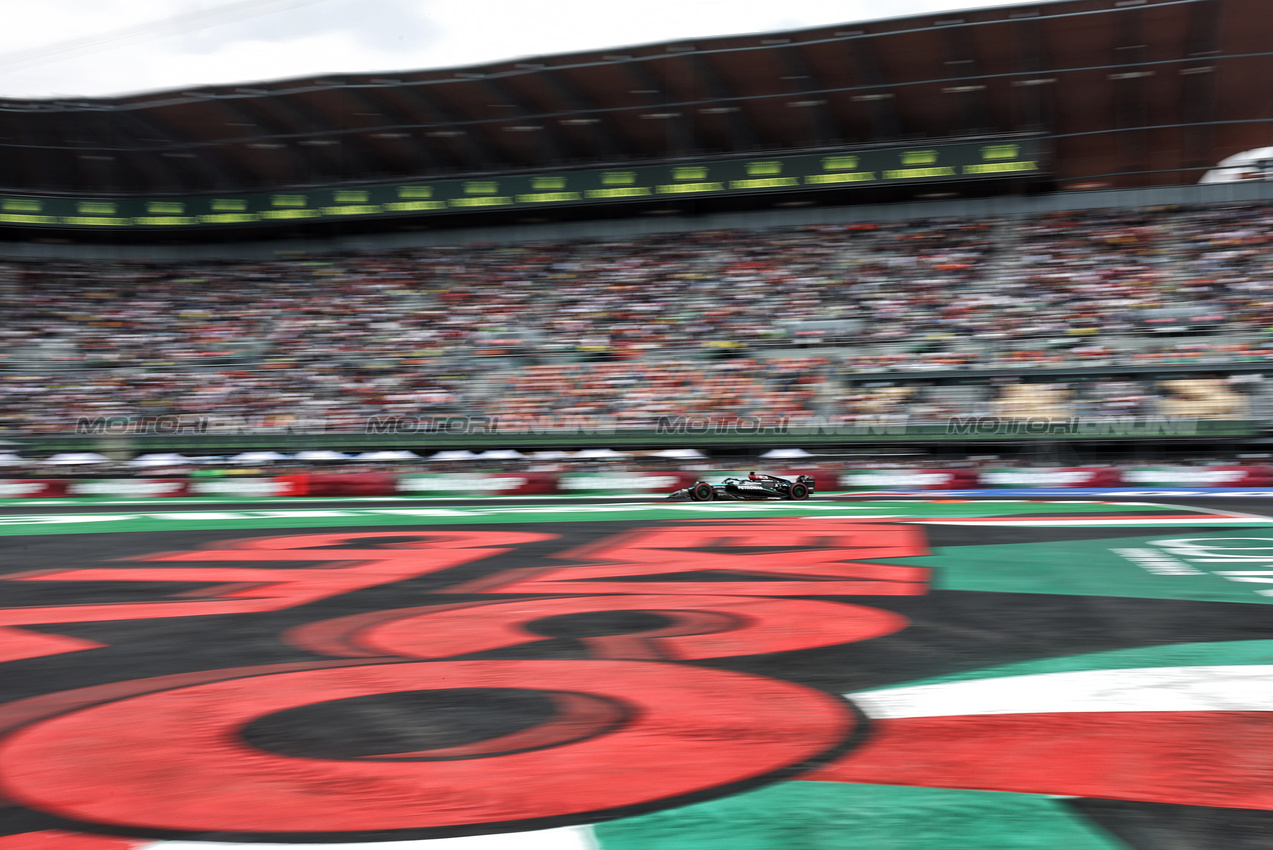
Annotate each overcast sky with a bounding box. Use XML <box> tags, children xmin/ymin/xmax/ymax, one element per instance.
<box><xmin>0</xmin><ymin>0</ymin><xmax>1044</xmax><ymax>99</ymax></box>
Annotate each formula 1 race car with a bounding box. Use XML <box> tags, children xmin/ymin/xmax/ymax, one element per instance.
<box><xmin>668</xmin><ymin>471</ymin><xmax>815</xmax><ymax>501</ymax></box>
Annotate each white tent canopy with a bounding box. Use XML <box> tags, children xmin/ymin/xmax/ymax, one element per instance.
<box><xmin>43</xmin><ymin>452</ymin><xmax>110</xmax><ymax>465</ymax></box>
<box><xmin>759</xmin><ymin>448</ymin><xmax>814</xmax><ymax>459</ymax></box>
<box><xmin>649</xmin><ymin>448</ymin><xmax>706</xmax><ymax>459</ymax></box>
<box><xmin>355</xmin><ymin>451</ymin><xmax>420</xmax><ymax>461</ymax></box>
<box><xmin>477</xmin><ymin>449</ymin><xmax>526</xmax><ymax>460</ymax></box>
<box><xmin>429</xmin><ymin>450</ymin><xmax>479</xmax><ymax>461</ymax></box>
<box><xmin>294</xmin><ymin>450</ymin><xmax>351</xmax><ymax>461</ymax></box>
<box><xmin>0</xmin><ymin>452</ymin><xmax>25</xmax><ymax>466</ymax></box>
<box><xmin>128</xmin><ymin>453</ymin><xmax>193</xmax><ymax>467</ymax></box>
<box><xmin>573</xmin><ymin>448</ymin><xmax>630</xmax><ymax>459</ymax></box>
<box><xmin>230</xmin><ymin>451</ymin><xmax>290</xmax><ymax>464</ymax></box>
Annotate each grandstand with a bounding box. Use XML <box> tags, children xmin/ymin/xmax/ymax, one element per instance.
<box><xmin>2</xmin><ymin>0</ymin><xmax>1273</xmax><ymax>466</ymax></box>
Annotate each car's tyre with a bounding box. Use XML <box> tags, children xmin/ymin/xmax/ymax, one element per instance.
<box><xmin>789</xmin><ymin>482</ymin><xmax>809</xmax><ymax>501</ymax></box>
<box><xmin>692</xmin><ymin>482</ymin><xmax>715</xmax><ymax>502</ymax></box>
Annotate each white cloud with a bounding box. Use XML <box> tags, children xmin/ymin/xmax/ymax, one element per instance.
<box><xmin>0</xmin><ymin>0</ymin><xmax>1049</xmax><ymax>98</ymax></box>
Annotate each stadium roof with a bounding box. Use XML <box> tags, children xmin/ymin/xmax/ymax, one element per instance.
<box><xmin>1</xmin><ymin>0</ymin><xmax>1269</xmax><ymax>197</ymax></box>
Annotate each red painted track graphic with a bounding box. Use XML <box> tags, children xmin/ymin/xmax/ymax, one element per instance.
<box><xmin>2</xmin><ymin>506</ymin><xmax>1272</xmax><ymax>849</ymax></box>
<box><xmin>0</xmin><ymin>660</ymin><xmax>854</xmax><ymax>835</ymax></box>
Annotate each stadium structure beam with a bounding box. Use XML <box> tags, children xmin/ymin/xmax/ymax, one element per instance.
<box><xmin>37</xmin><ymin>109</ymin><xmax>91</xmax><ymax>192</ymax></box>
<box><xmin>843</xmin><ymin>35</ymin><xmax>903</xmax><ymax>141</ymax></box>
<box><xmin>240</xmin><ymin>89</ymin><xmax>385</xmax><ymax>182</ymax></box>
<box><xmin>393</xmin><ymin>83</ymin><xmax>503</xmax><ymax>172</ymax></box>
<box><xmin>0</xmin><ymin>114</ymin><xmax>16</xmax><ymax>188</ymax></box>
<box><xmin>528</xmin><ymin>67</ymin><xmax>630</xmax><ymax>161</ymax></box>
<box><xmin>678</xmin><ymin>51</ymin><xmax>762</xmax><ymax>151</ymax></box>
<box><xmin>7</xmin><ymin>108</ymin><xmax>61</xmax><ymax>192</ymax></box>
<box><xmin>615</xmin><ymin>58</ymin><xmax>696</xmax><ymax>158</ymax></box>
<box><xmin>178</xmin><ymin>93</ymin><xmax>335</xmax><ymax>185</ymax></box>
<box><xmin>1111</xmin><ymin>5</ymin><xmax>1151</xmax><ymax>180</ymax></box>
<box><xmin>338</xmin><ymin>84</ymin><xmax>445</xmax><ymax>177</ymax></box>
<box><xmin>1011</xmin><ymin>11</ymin><xmax>1053</xmax><ymax>133</ymax></box>
<box><xmin>0</xmin><ymin>109</ymin><xmax>53</xmax><ymax>192</ymax></box>
<box><xmin>77</xmin><ymin>107</ymin><xmax>172</xmax><ymax>195</ymax></box>
<box><xmin>1180</xmin><ymin>0</ymin><xmax>1223</xmax><ymax>179</ymax></box>
<box><xmin>936</xmin><ymin>22</ymin><xmax>994</xmax><ymax>135</ymax></box>
<box><xmin>468</xmin><ymin>74</ymin><xmax>573</xmax><ymax>165</ymax></box>
<box><xmin>109</xmin><ymin>107</ymin><xmax>249</xmax><ymax>192</ymax></box>
<box><xmin>777</xmin><ymin>45</ymin><xmax>842</xmax><ymax>146</ymax></box>
<box><xmin>218</xmin><ymin>89</ymin><xmax>390</xmax><ymax>185</ymax></box>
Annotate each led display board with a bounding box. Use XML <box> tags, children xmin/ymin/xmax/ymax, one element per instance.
<box><xmin>0</xmin><ymin>139</ymin><xmax>1043</xmax><ymax>229</ymax></box>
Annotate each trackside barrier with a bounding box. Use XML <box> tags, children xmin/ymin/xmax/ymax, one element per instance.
<box><xmin>187</xmin><ymin>477</ymin><xmax>303</xmax><ymax>498</ymax></box>
<box><xmin>977</xmin><ymin>467</ymin><xmax>1122</xmax><ymax>488</ymax></box>
<box><xmin>305</xmin><ymin>473</ymin><xmax>397</xmax><ymax>497</ymax></box>
<box><xmin>556</xmin><ymin>471</ymin><xmax>699</xmax><ymax>495</ymax></box>
<box><xmin>0</xmin><ymin>479</ymin><xmax>69</xmax><ymax>498</ymax></box>
<box><xmin>396</xmin><ymin>473</ymin><xmax>558</xmax><ymax>496</ymax></box>
<box><xmin>837</xmin><ymin>469</ymin><xmax>979</xmax><ymax>490</ymax></box>
<box><xmin>64</xmin><ymin>478</ymin><xmax>191</xmax><ymax>499</ymax></box>
<box><xmin>1120</xmin><ymin>465</ymin><xmax>1273</xmax><ymax>487</ymax></box>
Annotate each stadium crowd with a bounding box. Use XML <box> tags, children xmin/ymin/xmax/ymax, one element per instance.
<box><xmin>2</xmin><ymin>203</ymin><xmax>1273</xmax><ymax>432</ymax></box>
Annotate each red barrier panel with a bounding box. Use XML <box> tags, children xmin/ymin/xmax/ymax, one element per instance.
<box><xmin>504</xmin><ymin>472</ymin><xmax>559</xmax><ymax>495</ymax></box>
<box><xmin>304</xmin><ymin>474</ymin><xmax>397</xmax><ymax>497</ymax></box>
<box><xmin>978</xmin><ymin>467</ymin><xmax>1123</xmax><ymax>488</ymax></box>
<box><xmin>0</xmin><ymin>479</ymin><xmax>70</xmax><ymax>498</ymax></box>
<box><xmin>64</xmin><ymin>479</ymin><xmax>191</xmax><ymax>499</ymax></box>
<box><xmin>273</xmin><ymin>474</ymin><xmax>310</xmax><ymax>497</ymax></box>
